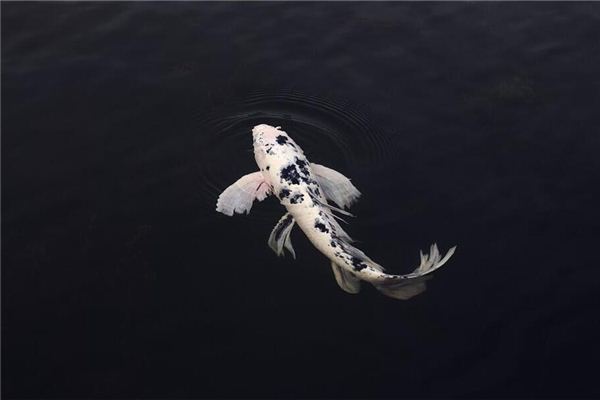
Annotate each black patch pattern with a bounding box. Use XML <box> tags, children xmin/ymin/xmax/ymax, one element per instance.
<box><xmin>314</xmin><ymin>219</ymin><xmax>329</xmax><ymax>233</ymax></box>
<box><xmin>279</xmin><ymin>188</ymin><xmax>291</xmax><ymax>199</ymax></box>
<box><xmin>279</xmin><ymin>157</ymin><xmax>313</xmax><ymax>187</ymax></box>
<box><xmin>307</xmin><ymin>186</ymin><xmax>322</xmax><ymax>201</ymax></box>
<box><xmin>276</xmin><ymin>135</ymin><xmax>288</xmax><ymax>145</ymax></box>
<box><xmin>296</xmin><ymin>158</ymin><xmax>309</xmax><ymax>176</ymax></box>
<box><xmin>289</xmin><ymin>193</ymin><xmax>304</xmax><ymax>204</ymax></box>
<box><xmin>280</xmin><ymin>164</ymin><xmax>302</xmax><ymax>185</ymax></box>
<box><xmin>351</xmin><ymin>256</ymin><xmax>368</xmax><ymax>271</ymax></box>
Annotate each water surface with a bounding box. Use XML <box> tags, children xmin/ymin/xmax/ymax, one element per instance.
<box><xmin>3</xmin><ymin>3</ymin><xmax>600</xmax><ymax>398</ymax></box>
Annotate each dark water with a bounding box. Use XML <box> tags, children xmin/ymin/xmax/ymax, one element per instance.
<box><xmin>3</xmin><ymin>2</ymin><xmax>600</xmax><ymax>398</ymax></box>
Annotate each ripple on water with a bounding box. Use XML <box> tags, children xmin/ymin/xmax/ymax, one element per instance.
<box><xmin>193</xmin><ymin>90</ymin><xmax>399</xmax><ymax>223</ymax></box>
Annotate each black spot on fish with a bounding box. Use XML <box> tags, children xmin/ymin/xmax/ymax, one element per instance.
<box><xmin>296</xmin><ymin>158</ymin><xmax>309</xmax><ymax>176</ymax></box>
<box><xmin>276</xmin><ymin>135</ymin><xmax>288</xmax><ymax>145</ymax></box>
<box><xmin>266</xmin><ymin>166</ymin><xmax>270</xmax><ymax>170</ymax></box>
<box><xmin>313</xmin><ymin>187</ymin><xmax>321</xmax><ymax>197</ymax></box>
<box><xmin>266</xmin><ymin>146</ymin><xmax>274</xmax><ymax>155</ymax></box>
<box><xmin>314</xmin><ymin>220</ymin><xmax>329</xmax><ymax>233</ymax></box>
<box><xmin>280</xmin><ymin>164</ymin><xmax>301</xmax><ymax>185</ymax></box>
<box><xmin>290</xmin><ymin>193</ymin><xmax>304</xmax><ymax>204</ymax></box>
<box><xmin>279</xmin><ymin>188</ymin><xmax>291</xmax><ymax>199</ymax></box>
<box><xmin>330</xmin><ymin>240</ymin><xmax>337</xmax><ymax>248</ymax></box>
<box><xmin>351</xmin><ymin>256</ymin><xmax>368</xmax><ymax>271</ymax></box>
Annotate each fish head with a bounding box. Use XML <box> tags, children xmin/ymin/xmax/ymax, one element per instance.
<box><xmin>252</xmin><ymin>124</ymin><xmax>286</xmax><ymax>145</ymax></box>
<box><xmin>252</xmin><ymin>124</ymin><xmax>289</xmax><ymax>166</ymax></box>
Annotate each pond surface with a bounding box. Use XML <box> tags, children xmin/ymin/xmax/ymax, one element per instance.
<box><xmin>3</xmin><ymin>3</ymin><xmax>600</xmax><ymax>398</ymax></box>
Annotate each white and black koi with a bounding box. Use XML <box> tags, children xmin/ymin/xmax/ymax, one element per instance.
<box><xmin>216</xmin><ymin>124</ymin><xmax>456</xmax><ymax>300</ymax></box>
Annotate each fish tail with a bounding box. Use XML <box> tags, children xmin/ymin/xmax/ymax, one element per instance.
<box><xmin>371</xmin><ymin>244</ymin><xmax>456</xmax><ymax>300</ymax></box>
<box><xmin>330</xmin><ymin>234</ymin><xmax>456</xmax><ymax>300</ymax></box>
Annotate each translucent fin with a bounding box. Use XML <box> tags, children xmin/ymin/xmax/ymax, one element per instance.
<box><xmin>267</xmin><ymin>213</ymin><xmax>296</xmax><ymax>259</ymax></box>
<box><xmin>330</xmin><ymin>261</ymin><xmax>361</xmax><ymax>294</ymax></box>
<box><xmin>341</xmin><ymin>241</ymin><xmax>385</xmax><ymax>272</ymax></box>
<box><xmin>310</xmin><ymin>193</ymin><xmax>355</xmax><ymax>218</ymax></box>
<box><xmin>374</xmin><ymin>276</ymin><xmax>431</xmax><ymax>300</ymax></box>
<box><xmin>373</xmin><ymin>244</ymin><xmax>456</xmax><ymax>300</ymax></box>
<box><xmin>405</xmin><ymin>244</ymin><xmax>457</xmax><ymax>279</ymax></box>
<box><xmin>379</xmin><ymin>244</ymin><xmax>455</xmax><ymax>281</ymax></box>
<box><xmin>216</xmin><ymin>172</ymin><xmax>271</xmax><ymax>216</ymax></box>
<box><xmin>321</xmin><ymin>212</ymin><xmax>353</xmax><ymax>243</ymax></box>
<box><xmin>311</xmin><ymin>163</ymin><xmax>361</xmax><ymax>209</ymax></box>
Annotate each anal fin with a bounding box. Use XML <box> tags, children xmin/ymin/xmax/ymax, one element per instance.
<box><xmin>330</xmin><ymin>261</ymin><xmax>361</xmax><ymax>294</ymax></box>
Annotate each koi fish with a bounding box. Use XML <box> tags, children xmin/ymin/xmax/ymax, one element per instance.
<box><xmin>216</xmin><ymin>124</ymin><xmax>456</xmax><ymax>299</ymax></box>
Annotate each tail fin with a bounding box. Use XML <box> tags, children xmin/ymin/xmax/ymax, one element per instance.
<box><xmin>413</xmin><ymin>243</ymin><xmax>456</xmax><ymax>277</ymax></box>
<box><xmin>373</xmin><ymin>244</ymin><xmax>456</xmax><ymax>300</ymax></box>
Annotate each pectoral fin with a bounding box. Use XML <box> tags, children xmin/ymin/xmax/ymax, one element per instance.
<box><xmin>331</xmin><ymin>261</ymin><xmax>361</xmax><ymax>294</ymax></box>
<box><xmin>216</xmin><ymin>172</ymin><xmax>271</xmax><ymax>216</ymax></box>
<box><xmin>268</xmin><ymin>213</ymin><xmax>296</xmax><ymax>258</ymax></box>
<box><xmin>311</xmin><ymin>163</ymin><xmax>361</xmax><ymax>209</ymax></box>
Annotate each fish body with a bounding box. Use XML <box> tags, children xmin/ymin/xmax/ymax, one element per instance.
<box><xmin>216</xmin><ymin>124</ymin><xmax>456</xmax><ymax>299</ymax></box>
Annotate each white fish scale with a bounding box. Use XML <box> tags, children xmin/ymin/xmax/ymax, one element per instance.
<box><xmin>288</xmin><ymin>201</ymin><xmax>332</xmax><ymax>253</ymax></box>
